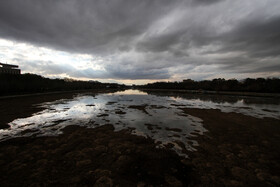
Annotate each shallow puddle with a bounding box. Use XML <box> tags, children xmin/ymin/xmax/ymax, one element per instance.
<box><xmin>1</xmin><ymin>89</ymin><xmax>279</xmax><ymax>157</ymax></box>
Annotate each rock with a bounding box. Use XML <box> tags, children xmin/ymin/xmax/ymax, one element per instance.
<box><xmin>6</xmin><ymin>146</ymin><xmax>18</xmax><ymax>155</ymax></box>
<box><xmin>171</xmin><ymin>167</ymin><xmax>178</xmax><ymax>173</ymax></box>
<box><xmin>13</xmin><ymin>163</ymin><xmax>27</xmax><ymax>171</ymax></box>
<box><xmin>180</xmin><ymin>159</ymin><xmax>191</xmax><ymax>166</ymax></box>
<box><xmin>36</xmin><ymin>159</ymin><xmax>48</xmax><ymax>166</ymax></box>
<box><xmin>95</xmin><ymin>176</ymin><xmax>113</xmax><ymax>187</ymax></box>
<box><xmin>261</xmin><ymin>140</ymin><xmax>269</xmax><ymax>146</ymax></box>
<box><xmin>231</xmin><ymin>167</ymin><xmax>249</xmax><ymax>180</ymax></box>
<box><xmin>224</xmin><ymin>180</ymin><xmax>243</xmax><ymax>186</ymax></box>
<box><xmin>117</xmin><ymin>155</ymin><xmax>128</xmax><ymax>162</ymax></box>
<box><xmin>270</xmin><ymin>176</ymin><xmax>280</xmax><ymax>185</ymax></box>
<box><xmin>200</xmin><ymin>175</ymin><xmax>211</xmax><ymax>184</ymax></box>
<box><xmin>256</xmin><ymin>172</ymin><xmax>269</xmax><ymax>181</ymax></box>
<box><xmin>81</xmin><ymin>148</ymin><xmax>94</xmax><ymax>154</ymax></box>
<box><xmin>73</xmin><ymin>151</ymin><xmax>87</xmax><ymax>160</ymax></box>
<box><xmin>165</xmin><ymin>175</ymin><xmax>182</xmax><ymax>187</ymax></box>
<box><xmin>29</xmin><ymin>183</ymin><xmax>41</xmax><ymax>187</ymax></box>
<box><xmin>76</xmin><ymin>159</ymin><xmax>92</xmax><ymax>167</ymax></box>
<box><xmin>71</xmin><ymin>176</ymin><xmax>81</xmax><ymax>183</ymax></box>
<box><xmin>93</xmin><ymin>169</ymin><xmax>111</xmax><ymax>178</ymax></box>
<box><xmin>44</xmin><ymin>139</ymin><xmax>58</xmax><ymax>145</ymax></box>
<box><xmin>257</xmin><ymin>158</ymin><xmax>267</xmax><ymax>164</ymax></box>
<box><xmin>247</xmin><ymin>162</ymin><xmax>258</xmax><ymax>169</ymax></box>
<box><xmin>206</xmin><ymin>162</ymin><xmax>212</xmax><ymax>167</ymax></box>
<box><xmin>137</xmin><ymin>181</ymin><xmax>146</xmax><ymax>187</ymax></box>
<box><xmin>95</xmin><ymin>145</ymin><xmax>107</xmax><ymax>153</ymax></box>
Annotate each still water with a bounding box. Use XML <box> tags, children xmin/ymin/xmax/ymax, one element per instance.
<box><xmin>1</xmin><ymin>89</ymin><xmax>280</xmax><ymax>157</ymax></box>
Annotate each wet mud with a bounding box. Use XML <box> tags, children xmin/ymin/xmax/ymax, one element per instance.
<box><xmin>180</xmin><ymin>108</ymin><xmax>280</xmax><ymax>186</ymax></box>
<box><xmin>0</xmin><ymin>93</ymin><xmax>76</xmax><ymax>129</ymax></box>
<box><xmin>128</xmin><ymin>105</ymin><xmax>149</xmax><ymax>115</ymax></box>
<box><xmin>1</xmin><ymin>90</ymin><xmax>280</xmax><ymax>186</ymax></box>
<box><xmin>0</xmin><ymin>89</ymin><xmax>120</xmax><ymax>129</ymax></box>
<box><xmin>0</xmin><ymin>124</ymin><xmax>191</xmax><ymax>186</ymax></box>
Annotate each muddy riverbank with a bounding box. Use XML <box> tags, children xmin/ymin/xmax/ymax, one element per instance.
<box><xmin>0</xmin><ymin>90</ymin><xmax>279</xmax><ymax>186</ymax></box>
<box><xmin>1</xmin><ymin>109</ymin><xmax>279</xmax><ymax>186</ymax></box>
<box><xmin>0</xmin><ymin>124</ymin><xmax>191</xmax><ymax>186</ymax></box>
<box><xmin>0</xmin><ymin>89</ymin><xmax>121</xmax><ymax>129</ymax></box>
<box><xmin>180</xmin><ymin>108</ymin><xmax>280</xmax><ymax>186</ymax></box>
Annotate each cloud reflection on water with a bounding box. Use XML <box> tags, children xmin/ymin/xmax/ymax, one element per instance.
<box><xmin>1</xmin><ymin>90</ymin><xmax>279</xmax><ymax>157</ymax></box>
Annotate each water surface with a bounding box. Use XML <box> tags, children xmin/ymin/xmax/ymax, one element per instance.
<box><xmin>1</xmin><ymin>89</ymin><xmax>279</xmax><ymax>157</ymax></box>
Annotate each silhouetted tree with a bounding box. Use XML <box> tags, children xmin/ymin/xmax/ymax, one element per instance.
<box><xmin>0</xmin><ymin>73</ymin><xmax>126</xmax><ymax>96</ymax></box>
<box><xmin>139</xmin><ymin>78</ymin><xmax>280</xmax><ymax>93</ymax></box>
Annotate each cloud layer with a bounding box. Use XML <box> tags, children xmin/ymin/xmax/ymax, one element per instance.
<box><xmin>0</xmin><ymin>0</ymin><xmax>280</xmax><ymax>82</ymax></box>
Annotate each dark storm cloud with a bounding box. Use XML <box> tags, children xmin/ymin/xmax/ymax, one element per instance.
<box><xmin>105</xmin><ymin>65</ymin><xmax>170</xmax><ymax>80</ymax></box>
<box><xmin>208</xmin><ymin>15</ymin><xmax>280</xmax><ymax>74</ymax></box>
<box><xmin>136</xmin><ymin>29</ymin><xmax>189</xmax><ymax>54</ymax></box>
<box><xmin>191</xmin><ymin>0</ymin><xmax>224</xmax><ymax>6</ymax></box>
<box><xmin>13</xmin><ymin>58</ymin><xmax>78</xmax><ymax>76</ymax></box>
<box><xmin>0</xmin><ymin>0</ymin><xmax>175</xmax><ymax>54</ymax></box>
<box><xmin>0</xmin><ymin>0</ymin><xmax>280</xmax><ymax>80</ymax></box>
<box><xmin>215</xmin><ymin>15</ymin><xmax>280</xmax><ymax>58</ymax></box>
<box><xmin>15</xmin><ymin>58</ymin><xmax>170</xmax><ymax>80</ymax></box>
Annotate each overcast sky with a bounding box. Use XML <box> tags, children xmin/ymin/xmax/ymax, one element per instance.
<box><xmin>0</xmin><ymin>0</ymin><xmax>280</xmax><ymax>84</ymax></box>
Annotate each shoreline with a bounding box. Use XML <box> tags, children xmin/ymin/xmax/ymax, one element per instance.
<box><xmin>0</xmin><ymin>89</ymin><xmax>122</xmax><ymax>129</ymax></box>
<box><xmin>1</xmin><ymin>88</ymin><xmax>280</xmax><ymax>100</ymax></box>
<box><xmin>139</xmin><ymin>88</ymin><xmax>280</xmax><ymax>98</ymax></box>
<box><xmin>0</xmin><ymin>88</ymin><xmax>124</xmax><ymax>100</ymax></box>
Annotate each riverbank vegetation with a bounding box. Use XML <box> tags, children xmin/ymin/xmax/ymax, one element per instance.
<box><xmin>139</xmin><ymin>78</ymin><xmax>280</xmax><ymax>93</ymax></box>
<box><xmin>0</xmin><ymin>74</ymin><xmax>126</xmax><ymax>96</ymax></box>
<box><xmin>1</xmin><ymin>74</ymin><xmax>280</xmax><ymax>96</ymax></box>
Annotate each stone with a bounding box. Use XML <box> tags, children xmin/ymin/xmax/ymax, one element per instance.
<box><xmin>224</xmin><ymin>180</ymin><xmax>243</xmax><ymax>186</ymax></box>
<box><xmin>231</xmin><ymin>167</ymin><xmax>249</xmax><ymax>180</ymax></box>
<box><xmin>270</xmin><ymin>176</ymin><xmax>280</xmax><ymax>185</ymax></box>
<box><xmin>76</xmin><ymin>159</ymin><xmax>92</xmax><ymax>167</ymax></box>
<box><xmin>137</xmin><ymin>181</ymin><xmax>146</xmax><ymax>187</ymax></box>
<box><xmin>165</xmin><ymin>175</ymin><xmax>182</xmax><ymax>187</ymax></box>
<box><xmin>95</xmin><ymin>176</ymin><xmax>113</xmax><ymax>187</ymax></box>
<box><xmin>95</xmin><ymin>145</ymin><xmax>107</xmax><ymax>153</ymax></box>
<box><xmin>256</xmin><ymin>172</ymin><xmax>269</xmax><ymax>181</ymax></box>
<box><xmin>94</xmin><ymin>169</ymin><xmax>112</xmax><ymax>178</ymax></box>
<box><xmin>36</xmin><ymin>159</ymin><xmax>48</xmax><ymax>166</ymax></box>
<box><xmin>71</xmin><ymin>176</ymin><xmax>81</xmax><ymax>183</ymax></box>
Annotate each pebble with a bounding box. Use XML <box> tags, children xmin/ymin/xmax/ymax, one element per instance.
<box><xmin>76</xmin><ymin>159</ymin><xmax>92</xmax><ymax>167</ymax></box>
<box><xmin>95</xmin><ymin>176</ymin><xmax>113</xmax><ymax>187</ymax></box>
<box><xmin>231</xmin><ymin>167</ymin><xmax>249</xmax><ymax>180</ymax></box>
<box><xmin>165</xmin><ymin>175</ymin><xmax>182</xmax><ymax>187</ymax></box>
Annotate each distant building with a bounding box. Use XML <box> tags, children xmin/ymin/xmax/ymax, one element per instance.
<box><xmin>0</xmin><ymin>62</ymin><xmax>21</xmax><ymax>74</ymax></box>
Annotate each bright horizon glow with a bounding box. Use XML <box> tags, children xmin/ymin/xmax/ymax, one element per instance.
<box><xmin>1</xmin><ymin>38</ymin><xmax>279</xmax><ymax>85</ymax></box>
<box><xmin>0</xmin><ymin>38</ymin><xmax>171</xmax><ymax>85</ymax></box>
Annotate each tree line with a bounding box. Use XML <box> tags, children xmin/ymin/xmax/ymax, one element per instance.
<box><xmin>0</xmin><ymin>73</ymin><xmax>126</xmax><ymax>96</ymax></box>
<box><xmin>138</xmin><ymin>78</ymin><xmax>280</xmax><ymax>93</ymax></box>
<box><xmin>1</xmin><ymin>74</ymin><xmax>279</xmax><ymax>95</ymax></box>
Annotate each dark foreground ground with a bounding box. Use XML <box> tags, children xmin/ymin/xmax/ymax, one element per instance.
<box><xmin>180</xmin><ymin>108</ymin><xmax>280</xmax><ymax>186</ymax></box>
<box><xmin>0</xmin><ymin>125</ymin><xmax>191</xmax><ymax>186</ymax></box>
<box><xmin>0</xmin><ymin>93</ymin><xmax>279</xmax><ymax>186</ymax></box>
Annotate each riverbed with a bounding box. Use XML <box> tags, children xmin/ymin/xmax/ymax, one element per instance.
<box><xmin>0</xmin><ymin>89</ymin><xmax>279</xmax><ymax>186</ymax></box>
